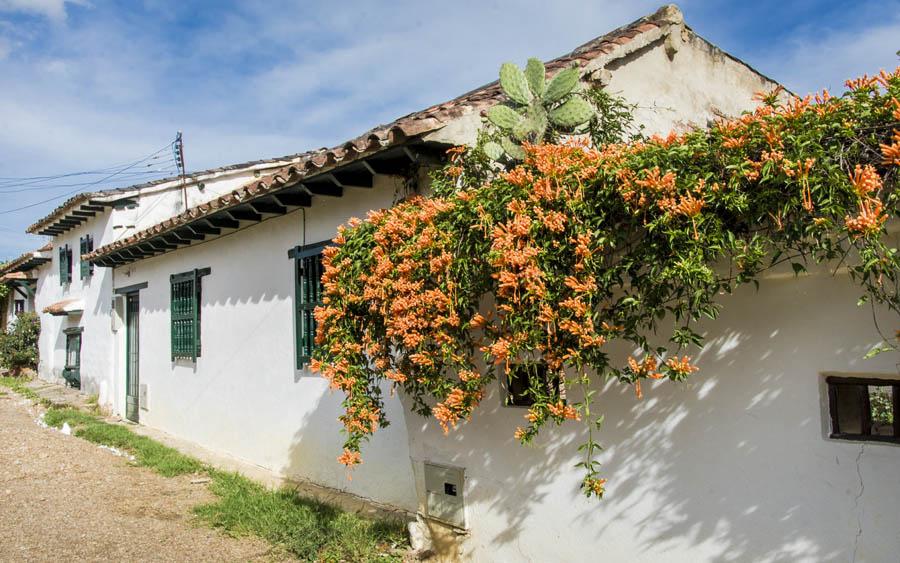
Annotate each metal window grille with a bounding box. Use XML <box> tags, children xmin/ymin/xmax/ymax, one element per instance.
<box><xmin>170</xmin><ymin>268</ymin><xmax>209</xmax><ymax>361</ymax></box>
<box><xmin>288</xmin><ymin>242</ymin><xmax>327</xmax><ymax>368</ymax></box>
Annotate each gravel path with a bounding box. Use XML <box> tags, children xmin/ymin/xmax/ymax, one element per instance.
<box><xmin>0</xmin><ymin>391</ymin><xmax>280</xmax><ymax>562</ymax></box>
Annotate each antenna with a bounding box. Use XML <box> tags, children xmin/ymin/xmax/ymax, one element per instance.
<box><xmin>174</xmin><ymin>131</ymin><xmax>188</xmax><ymax>208</ymax></box>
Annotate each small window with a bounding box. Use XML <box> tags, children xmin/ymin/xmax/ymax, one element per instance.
<box><xmin>169</xmin><ymin>268</ymin><xmax>210</xmax><ymax>361</ymax></box>
<box><xmin>80</xmin><ymin>235</ymin><xmax>94</xmax><ymax>279</ymax></box>
<box><xmin>289</xmin><ymin>242</ymin><xmax>327</xmax><ymax>368</ymax></box>
<box><xmin>505</xmin><ymin>362</ymin><xmax>561</xmax><ymax>407</ymax></box>
<box><xmin>827</xmin><ymin>376</ymin><xmax>899</xmax><ymax>444</ymax></box>
<box><xmin>13</xmin><ymin>299</ymin><xmax>25</xmax><ymax>315</ymax></box>
<box><xmin>58</xmin><ymin>244</ymin><xmax>72</xmax><ymax>285</ymax></box>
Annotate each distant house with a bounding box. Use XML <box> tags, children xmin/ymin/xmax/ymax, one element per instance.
<box><xmin>0</xmin><ymin>244</ymin><xmax>51</xmax><ymax>331</ymax></box>
<box><xmin>19</xmin><ymin>5</ymin><xmax>900</xmax><ymax>562</ymax></box>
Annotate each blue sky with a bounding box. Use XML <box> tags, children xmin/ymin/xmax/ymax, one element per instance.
<box><xmin>0</xmin><ymin>0</ymin><xmax>898</xmax><ymax>258</ymax></box>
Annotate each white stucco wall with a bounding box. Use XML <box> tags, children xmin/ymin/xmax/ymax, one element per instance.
<box><xmin>406</xmin><ymin>262</ymin><xmax>900</xmax><ymax>562</ymax></box>
<box><xmin>33</xmin><ymin>213</ymin><xmax>116</xmax><ymax>397</ymax></box>
<box><xmin>110</xmin><ymin>176</ymin><xmax>418</xmax><ymax>511</ymax></box>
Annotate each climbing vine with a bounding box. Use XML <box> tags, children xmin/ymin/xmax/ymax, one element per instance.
<box><xmin>312</xmin><ymin>67</ymin><xmax>900</xmax><ymax>498</ymax></box>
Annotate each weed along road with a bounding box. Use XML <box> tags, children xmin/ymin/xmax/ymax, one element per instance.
<box><xmin>0</xmin><ymin>390</ymin><xmax>274</xmax><ymax>562</ymax></box>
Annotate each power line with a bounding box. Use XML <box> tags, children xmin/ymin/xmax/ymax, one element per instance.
<box><xmin>0</xmin><ymin>140</ymin><xmax>180</xmax><ymax>216</ymax></box>
<box><xmin>0</xmin><ymin>145</ymin><xmax>175</xmax><ymax>185</ymax></box>
<box><xmin>0</xmin><ymin>169</ymin><xmax>179</xmax><ymax>194</ymax></box>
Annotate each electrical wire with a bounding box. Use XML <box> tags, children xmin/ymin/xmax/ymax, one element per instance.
<box><xmin>0</xmin><ymin>140</ymin><xmax>178</xmax><ymax>216</ymax></box>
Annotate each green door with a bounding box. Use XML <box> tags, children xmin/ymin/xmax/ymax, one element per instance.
<box><xmin>125</xmin><ymin>293</ymin><xmax>140</xmax><ymax>423</ymax></box>
<box><xmin>62</xmin><ymin>329</ymin><xmax>82</xmax><ymax>389</ymax></box>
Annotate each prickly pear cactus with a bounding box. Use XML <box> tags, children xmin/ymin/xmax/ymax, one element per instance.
<box><xmin>486</xmin><ymin>58</ymin><xmax>595</xmax><ymax>161</ymax></box>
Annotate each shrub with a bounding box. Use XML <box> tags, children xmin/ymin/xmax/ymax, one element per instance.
<box><xmin>0</xmin><ymin>311</ymin><xmax>40</xmax><ymax>373</ymax></box>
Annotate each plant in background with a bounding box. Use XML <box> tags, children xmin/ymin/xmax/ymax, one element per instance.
<box><xmin>0</xmin><ymin>311</ymin><xmax>40</xmax><ymax>374</ymax></box>
<box><xmin>313</xmin><ymin>66</ymin><xmax>900</xmax><ymax>499</ymax></box>
<box><xmin>484</xmin><ymin>58</ymin><xmax>595</xmax><ymax>161</ymax></box>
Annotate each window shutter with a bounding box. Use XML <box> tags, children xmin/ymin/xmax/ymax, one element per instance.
<box><xmin>59</xmin><ymin>246</ymin><xmax>66</xmax><ymax>285</ymax></box>
<box><xmin>80</xmin><ymin>236</ymin><xmax>94</xmax><ymax>280</ymax></box>
<box><xmin>66</xmin><ymin>246</ymin><xmax>72</xmax><ymax>284</ymax></box>
<box><xmin>59</xmin><ymin>245</ymin><xmax>72</xmax><ymax>285</ymax></box>
<box><xmin>170</xmin><ymin>268</ymin><xmax>209</xmax><ymax>361</ymax></box>
<box><xmin>290</xmin><ymin>243</ymin><xmax>326</xmax><ymax>369</ymax></box>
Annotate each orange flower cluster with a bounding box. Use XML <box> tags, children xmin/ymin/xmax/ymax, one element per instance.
<box><xmin>547</xmin><ymin>400</ymin><xmax>581</xmax><ymax>421</ymax></box>
<box><xmin>338</xmin><ymin>449</ymin><xmax>361</xmax><ymax>468</ymax></box>
<box><xmin>666</xmin><ymin>356</ymin><xmax>699</xmax><ymax>378</ymax></box>
<box><xmin>583</xmin><ymin>477</ymin><xmax>607</xmax><ymax>498</ymax></box>
<box><xmin>628</xmin><ymin>355</ymin><xmax>664</xmax><ymax>380</ymax></box>
<box><xmin>313</xmin><ymin>66</ymin><xmax>899</xmax><ymax>494</ymax></box>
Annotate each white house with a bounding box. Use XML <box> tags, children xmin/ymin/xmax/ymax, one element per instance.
<box><xmin>21</xmin><ymin>5</ymin><xmax>900</xmax><ymax>562</ymax></box>
<box><xmin>23</xmin><ymin>151</ymin><xmax>328</xmax><ymax>392</ymax></box>
<box><xmin>0</xmin><ymin>244</ymin><xmax>51</xmax><ymax>332</ymax></box>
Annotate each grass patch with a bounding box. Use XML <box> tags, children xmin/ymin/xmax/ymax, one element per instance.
<box><xmin>195</xmin><ymin>470</ymin><xmax>407</xmax><ymax>562</ymax></box>
<box><xmin>18</xmin><ymin>397</ymin><xmax>408</xmax><ymax>560</ymax></box>
<box><xmin>0</xmin><ymin>376</ymin><xmax>40</xmax><ymax>401</ymax></box>
<box><xmin>43</xmin><ymin>406</ymin><xmax>203</xmax><ymax>477</ymax></box>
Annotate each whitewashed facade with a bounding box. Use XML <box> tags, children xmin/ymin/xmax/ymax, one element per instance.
<box><xmin>17</xmin><ymin>6</ymin><xmax>899</xmax><ymax>562</ymax></box>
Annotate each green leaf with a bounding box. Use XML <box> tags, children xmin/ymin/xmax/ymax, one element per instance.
<box><xmin>486</xmin><ymin>105</ymin><xmax>523</xmax><ymax>131</ymax></box>
<box><xmin>499</xmin><ymin>62</ymin><xmax>533</xmax><ymax>105</ymax></box>
<box><xmin>500</xmin><ymin>136</ymin><xmax>526</xmax><ymax>160</ymax></box>
<box><xmin>791</xmin><ymin>262</ymin><xmax>806</xmax><ymax>276</ymax></box>
<box><xmin>544</xmin><ymin>65</ymin><xmax>580</xmax><ymax>104</ymax></box>
<box><xmin>864</xmin><ymin>344</ymin><xmax>895</xmax><ymax>359</ymax></box>
<box><xmin>549</xmin><ymin>96</ymin><xmax>594</xmax><ymax>128</ymax></box>
<box><xmin>525</xmin><ymin>58</ymin><xmax>546</xmax><ymax>97</ymax></box>
<box><xmin>483</xmin><ymin>141</ymin><xmax>504</xmax><ymax>161</ymax></box>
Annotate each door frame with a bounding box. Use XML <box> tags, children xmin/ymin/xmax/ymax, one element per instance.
<box><xmin>124</xmin><ymin>291</ymin><xmax>141</xmax><ymax>423</ymax></box>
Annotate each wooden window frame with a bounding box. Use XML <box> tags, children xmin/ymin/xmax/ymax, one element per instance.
<box><xmin>504</xmin><ymin>361</ymin><xmax>562</xmax><ymax>408</ymax></box>
<box><xmin>13</xmin><ymin>299</ymin><xmax>25</xmax><ymax>316</ymax></box>
<box><xmin>288</xmin><ymin>241</ymin><xmax>328</xmax><ymax>369</ymax></box>
<box><xmin>169</xmin><ymin>268</ymin><xmax>210</xmax><ymax>362</ymax></box>
<box><xmin>826</xmin><ymin>375</ymin><xmax>900</xmax><ymax>444</ymax></box>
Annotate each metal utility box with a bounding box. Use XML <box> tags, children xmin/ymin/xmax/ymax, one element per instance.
<box><xmin>139</xmin><ymin>384</ymin><xmax>148</xmax><ymax>411</ymax></box>
<box><xmin>424</xmin><ymin>462</ymin><xmax>466</xmax><ymax>528</ymax></box>
<box><xmin>111</xmin><ymin>295</ymin><xmax>124</xmax><ymax>332</ymax></box>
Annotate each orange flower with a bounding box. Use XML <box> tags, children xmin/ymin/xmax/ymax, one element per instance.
<box><xmin>846</xmin><ymin>198</ymin><xmax>887</xmax><ymax>236</ymax></box>
<box><xmin>338</xmin><ymin>449</ymin><xmax>361</xmax><ymax>467</ymax></box>
<box><xmin>666</xmin><ymin>355</ymin><xmax>699</xmax><ymax>377</ymax></box>
<box><xmin>547</xmin><ymin>401</ymin><xmax>581</xmax><ymax>421</ymax></box>
<box><xmin>849</xmin><ymin>164</ymin><xmax>882</xmax><ymax>197</ymax></box>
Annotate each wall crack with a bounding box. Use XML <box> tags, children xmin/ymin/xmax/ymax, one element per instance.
<box><xmin>851</xmin><ymin>443</ymin><xmax>865</xmax><ymax>563</ymax></box>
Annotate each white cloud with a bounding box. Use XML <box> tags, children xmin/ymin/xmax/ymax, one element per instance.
<box><xmin>0</xmin><ymin>0</ymin><xmax>88</xmax><ymax>22</ymax></box>
<box><xmin>754</xmin><ymin>15</ymin><xmax>900</xmax><ymax>95</ymax></box>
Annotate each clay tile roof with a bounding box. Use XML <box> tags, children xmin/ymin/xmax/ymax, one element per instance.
<box><xmin>0</xmin><ymin>246</ymin><xmax>53</xmax><ymax>276</ymax></box>
<box><xmin>0</xmin><ymin>272</ymin><xmax>31</xmax><ymax>283</ymax></box>
<box><xmin>87</xmin><ymin>4</ymin><xmax>686</xmax><ymax>265</ymax></box>
<box><xmin>42</xmin><ymin>298</ymin><xmax>84</xmax><ymax>316</ymax></box>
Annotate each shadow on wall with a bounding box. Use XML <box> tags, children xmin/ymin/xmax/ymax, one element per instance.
<box><xmin>386</xmin><ymin>272</ymin><xmax>898</xmax><ymax>562</ymax></box>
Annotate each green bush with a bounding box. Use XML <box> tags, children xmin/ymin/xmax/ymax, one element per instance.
<box><xmin>0</xmin><ymin>311</ymin><xmax>40</xmax><ymax>372</ymax></box>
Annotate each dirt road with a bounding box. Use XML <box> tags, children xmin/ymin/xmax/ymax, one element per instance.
<box><xmin>0</xmin><ymin>391</ymin><xmax>277</xmax><ymax>561</ymax></box>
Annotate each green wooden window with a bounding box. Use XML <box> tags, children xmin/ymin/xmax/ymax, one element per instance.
<box><xmin>58</xmin><ymin>244</ymin><xmax>72</xmax><ymax>285</ymax></box>
<box><xmin>170</xmin><ymin>268</ymin><xmax>210</xmax><ymax>361</ymax></box>
<box><xmin>289</xmin><ymin>242</ymin><xmax>327</xmax><ymax>368</ymax></box>
<box><xmin>80</xmin><ymin>235</ymin><xmax>94</xmax><ymax>279</ymax></box>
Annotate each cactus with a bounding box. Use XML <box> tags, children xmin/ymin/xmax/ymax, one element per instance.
<box><xmin>486</xmin><ymin>58</ymin><xmax>594</xmax><ymax>161</ymax></box>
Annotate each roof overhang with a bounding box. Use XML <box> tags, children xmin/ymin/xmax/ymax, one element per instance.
<box><xmin>27</xmin><ymin>194</ymin><xmax>137</xmax><ymax>237</ymax></box>
<box><xmin>0</xmin><ymin>247</ymin><xmax>52</xmax><ymax>276</ymax></box>
<box><xmin>43</xmin><ymin>298</ymin><xmax>84</xmax><ymax>317</ymax></box>
<box><xmin>86</xmin><ymin>142</ymin><xmax>448</xmax><ymax>268</ymax></box>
